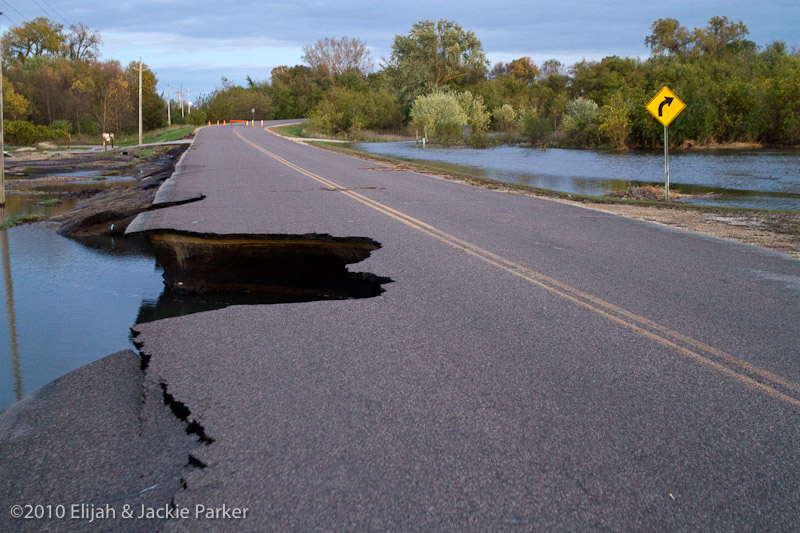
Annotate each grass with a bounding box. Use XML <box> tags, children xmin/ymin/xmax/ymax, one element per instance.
<box><xmin>0</xmin><ymin>214</ymin><xmax>44</xmax><ymax>230</ymax></box>
<box><xmin>33</xmin><ymin>199</ymin><xmax>63</xmax><ymax>207</ymax></box>
<box><xmin>275</xmin><ymin>123</ymin><xmax>311</xmax><ymax>138</ymax></box>
<box><xmin>5</xmin><ymin>126</ymin><xmax>197</xmax><ymax>152</ymax></box>
<box><xmin>274</xmin><ymin>124</ymin><xmax>413</xmax><ymax>143</ymax></box>
<box><xmin>118</xmin><ymin>125</ymin><xmax>196</xmax><ymax>147</ymax></box>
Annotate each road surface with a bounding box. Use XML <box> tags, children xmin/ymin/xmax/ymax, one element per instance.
<box><xmin>4</xmin><ymin>121</ymin><xmax>800</xmax><ymax>531</ymax></box>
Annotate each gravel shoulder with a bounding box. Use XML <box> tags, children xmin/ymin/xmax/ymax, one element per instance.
<box><xmin>548</xmin><ymin>199</ymin><xmax>800</xmax><ymax>259</ymax></box>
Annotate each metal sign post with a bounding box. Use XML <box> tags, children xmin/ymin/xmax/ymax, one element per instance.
<box><xmin>646</xmin><ymin>86</ymin><xmax>685</xmax><ymax>201</ymax></box>
<box><xmin>664</xmin><ymin>126</ymin><xmax>669</xmax><ymax>200</ymax></box>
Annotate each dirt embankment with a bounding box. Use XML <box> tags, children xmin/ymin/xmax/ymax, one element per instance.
<box><xmin>5</xmin><ymin>146</ymin><xmax>188</xmax><ymax>237</ymax></box>
<box><xmin>55</xmin><ymin>151</ymin><xmax>184</xmax><ymax>237</ymax></box>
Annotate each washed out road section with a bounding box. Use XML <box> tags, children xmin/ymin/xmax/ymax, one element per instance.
<box><xmin>126</xmin><ymin>124</ymin><xmax>800</xmax><ymax>530</ymax></box>
<box><xmin>2</xmin><ymin>121</ymin><xmax>797</xmax><ymax>531</ymax></box>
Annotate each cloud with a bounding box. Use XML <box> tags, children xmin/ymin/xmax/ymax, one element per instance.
<box><xmin>31</xmin><ymin>0</ymin><xmax>799</xmax><ymax>96</ymax></box>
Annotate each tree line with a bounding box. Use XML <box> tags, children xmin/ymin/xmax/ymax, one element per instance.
<box><xmin>1</xmin><ymin>17</ymin><xmax>167</xmax><ymax>144</ymax></box>
<box><xmin>199</xmin><ymin>16</ymin><xmax>800</xmax><ymax>148</ymax></box>
<box><xmin>3</xmin><ymin>16</ymin><xmax>799</xmax><ymax>148</ymax></box>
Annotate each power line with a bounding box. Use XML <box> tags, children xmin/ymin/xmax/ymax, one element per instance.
<box><xmin>38</xmin><ymin>0</ymin><xmax>68</xmax><ymax>26</ymax></box>
<box><xmin>1</xmin><ymin>1</ymin><xmax>25</xmax><ymax>22</ymax></box>
<box><xmin>2</xmin><ymin>11</ymin><xmax>19</xmax><ymax>26</ymax></box>
<box><xmin>28</xmin><ymin>0</ymin><xmax>57</xmax><ymax>22</ymax></box>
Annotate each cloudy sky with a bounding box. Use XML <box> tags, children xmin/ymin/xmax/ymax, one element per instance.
<box><xmin>2</xmin><ymin>0</ymin><xmax>798</xmax><ymax>101</ymax></box>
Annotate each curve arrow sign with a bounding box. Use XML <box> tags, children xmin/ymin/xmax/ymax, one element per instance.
<box><xmin>658</xmin><ymin>96</ymin><xmax>674</xmax><ymax>117</ymax></box>
<box><xmin>646</xmin><ymin>87</ymin><xmax>685</xmax><ymax>127</ymax></box>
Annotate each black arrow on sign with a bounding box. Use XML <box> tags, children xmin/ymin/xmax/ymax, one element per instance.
<box><xmin>658</xmin><ymin>96</ymin><xmax>674</xmax><ymax>117</ymax></box>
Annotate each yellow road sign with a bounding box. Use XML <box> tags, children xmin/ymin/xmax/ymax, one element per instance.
<box><xmin>646</xmin><ymin>86</ymin><xmax>686</xmax><ymax>127</ymax></box>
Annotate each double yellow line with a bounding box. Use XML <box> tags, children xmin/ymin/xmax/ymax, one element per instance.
<box><xmin>235</xmin><ymin>129</ymin><xmax>800</xmax><ymax>408</ymax></box>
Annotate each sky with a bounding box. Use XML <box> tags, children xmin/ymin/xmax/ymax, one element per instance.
<box><xmin>2</xmin><ymin>0</ymin><xmax>798</xmax><ymax>102</ymax></box>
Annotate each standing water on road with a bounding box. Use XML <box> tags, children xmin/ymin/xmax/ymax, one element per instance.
<box><xmin>348</xmin><ymin>143</ymin><xmax>800</xmax><ymax>210</ymax></box>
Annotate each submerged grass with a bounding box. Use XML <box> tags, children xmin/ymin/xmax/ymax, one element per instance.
<box><xmin>33</xmin><ymin>199</ymin><xmax>63</xmax><ymax>207</ymax></box>
<box><xmin>0</xmin><ymin>214</ymin><xmax>45</xmax><ymax>230</ymax></box>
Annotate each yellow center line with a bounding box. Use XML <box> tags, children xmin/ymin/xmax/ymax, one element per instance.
<box><xmin>234</xmin><ymin>129</ymin><xmax>800</xmax><ymax>408</ymax></box>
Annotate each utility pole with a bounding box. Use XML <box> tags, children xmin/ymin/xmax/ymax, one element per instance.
<box><xmin>180</xmin><ymin>84</ymin><xmax>184</xmax><ymax>117</ymax></box>
<box><xmin>0</xmin><ymin>14</ymin><xmax>5</xmax><ymax>207</ymax></box>
<box><xmin>188</xmin><ymin>88</ymin><xmax>191</xmax><ymax>114</ymax></box>
<box><xmin>167</xmin><ymin>84</ymin><xmax>171</xmax><ymax>126</ymax></box>
<box><xmin>138</xmin><ymin>59</ymin><xmax>143</xmax><ymax>146</ymax></box>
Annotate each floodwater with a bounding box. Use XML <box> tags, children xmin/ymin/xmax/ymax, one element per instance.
<box><xmin>349</xmin><ymin>143</ymin><xmax>800</xmax><ymax>210</ymax></box>
<box><xmin>0</xmin><ymin>218</ymin><xmax>164</xmax><ymax>411</ymax></box>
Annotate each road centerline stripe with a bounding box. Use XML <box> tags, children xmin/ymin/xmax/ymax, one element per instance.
<box><xmin>235</xmin><ymin>129</ymin><xmax>800</xmax><ymax>408</ymax></box>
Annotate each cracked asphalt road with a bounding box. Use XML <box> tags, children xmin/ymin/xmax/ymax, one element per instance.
<box><xmin>5</xmin><ymin>121</ymin><xmax>799</xmax><ymax>532</ymax></box>
<box><xmin>131</xmin><ymin>123</ymin><xmax>800</xmax><ymax>530</ymax></box>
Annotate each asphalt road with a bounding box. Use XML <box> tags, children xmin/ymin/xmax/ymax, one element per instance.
<box><xmin>9</xmin><ymin>122</ymin><xmax>799</xmax><ymax>531</ymax></box>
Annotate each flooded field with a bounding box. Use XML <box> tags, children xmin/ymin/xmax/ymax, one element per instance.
<box><xmin>348</xmin><ymin>143</ymin><xmax>800</xmax><ymax>210</ymax></box>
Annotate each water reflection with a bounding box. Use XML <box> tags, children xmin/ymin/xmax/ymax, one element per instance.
<box><xmin>349</xmin><ymin>143</ymin><xmax>800</xmax><ymax>210</ymax></box>
<box><xmin>136</xmin><ymin>290</ymin><xmax>330</xmax><ymax>325</ymax></box>
<box><xmin>0</xmin><ymin>221</ymin><xmax>167</xmax><ymax>412</ymax></box>
<box><xmin>1</xmin><ymin>213</ymin><xmax>22</xmax><ymax>402</ymax></box>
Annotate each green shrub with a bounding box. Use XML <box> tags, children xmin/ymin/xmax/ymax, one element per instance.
<box><xmin>50</xmin><ymin>119</ymin><xmax>72</xmax><ymax>134</ymax></box>
<box><xmin>562</xmin><ymin>97</ymin><xmax>600</xmax><ymax>147</ymax></box>
<box><xmin>467</xmin><ymin>130</ymin><xmax>489</xmax><ymax>148</ymax></box>
<box><xmin>309</xmin><ymin>87</ymin><xmax>402</xmax><ymax>137</ymax></box>
<box><xmin>455</xmin><ymin>91</ymin><xmax>490</xmax><ymax>132</ymax></box>
<box><xmin>4</xmin><ymin>121</ymin><xmax>39</xmax><ymax>145</ymax></box>
<box><xmin>80</xmin><ymin>115</ymin><xmax>99</xmax><ymax>136</ymax></box>
<box><xmin>517</xmin><ymin>107</ymin><xmax>552</xmax><ymax>147</ymax></box>
<box><xmin>492</xmin><ymin>104</ymin><xmax>518</xmax><ymax>131</ymax></box>
<box><xmin>410</xmin><ymin>92</ymin><xmax>468</xmax><ymax>144</ymax></box>
<box><xmin>4</xmin><ymin>120</ymin><xmax>69</xmax><ymax>145</ymax></box>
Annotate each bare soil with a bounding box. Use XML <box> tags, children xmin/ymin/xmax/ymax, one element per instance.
<box><xmin>552</xmin><ymin>200</ymin><xmax>800</xmax><ymax>259</ymax></box>
<box><xmin>4</xmin><ymin>146</ymin><xmax>188</xmax><ymax>237</ymax></box>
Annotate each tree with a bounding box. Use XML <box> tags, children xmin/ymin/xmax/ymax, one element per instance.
<box><xmin>90</xmin><ymin>60</ymin><xmax>127</xmax><ymax>134</ymax></box>
<box><xmin>308</xmin><ymin>86</ymin><xmax>401</xmax><ymax>136</ymax></box>
<box><xmin>126</xmin><ymin>62</ymin><xmax>165</xmax><ymax>131</ymax></box>
<box><xmin>645</xmin><ymin>18</ymin><xmax>692</xmax><ymax>56</ymax></box>
<box><xmin>269</xmin><ymin>65</ymin><xmax>328</xmax><ymax>118</ymax></box>
<box><xmin>387</xmin><ymin>20</ymin><xmax>488</xmax><ymax>109</ymax></box>
<box><xmin>199</xmin><ymin>80</ymin><xmax>273</xmax><ymax>123</ymax></box>
<box><xmin>66</xmin><ymin>23</ymin><xmax>101</xmax><ymax>62</ymax></box>
<box><xmin>507</xmin><ymin>57</ymin><xmax>540</xmax><ymax>82</ymax></box>
<box><xmin>540</xmin><ymin>59</ymin><xmax>565</xmax><ymax>78</ymax></box>
<box><xmin>2</xmin><ymin>78</ymin><xmax>30</xmax><ymax>120</ymax></box>
<box><xmin>598</xmin><ymin>93</ymin><xmax>632</xmax><ymax>148</ymax></box>
<box><xmin>489</xmin><ymin>61</ymin><xmax>509</xmax><ymax>79</ymax></box>
<box><xmin>692</xmin><ymin>16</ymin><xmax>750</xmax><ymax>56</ymax></box>
<box><xmin>410</xmin><ymin>91</ymin><xmax>468</xmax><ymax>143</ymax></box>
<box><xmin>645</xmin><ymin>16</ymin><xmax>750</xmax><ymax>57</ymax></box>
<box><xmin>3</xmin><ymin>17</ymin><xmax>65</xmax><ymax>63</ymax></box>
<box><xmin>302</xmin><ymin>37</ymin><xmax>373</xmax><ymax>80</ymax></box>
